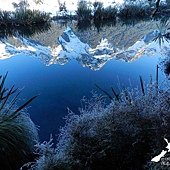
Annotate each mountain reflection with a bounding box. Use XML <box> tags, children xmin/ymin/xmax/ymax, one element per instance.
<box><xmin>1</xmin><ymin>24</ymin><xmax>170</xmax><ymax>71</ymax></box>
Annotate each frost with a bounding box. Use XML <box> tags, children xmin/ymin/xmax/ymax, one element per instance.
<box><xmin>27</xmin><ymin>82</ymin><xmax>170</xmax><ymax>169</ymax></box>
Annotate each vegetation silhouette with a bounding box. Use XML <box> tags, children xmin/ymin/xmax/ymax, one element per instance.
<box><xmin>0</xmin><ymin>9</ymin><xmax>51</xmax><ymax>38</ymax></box>
<box><xmin>0</xmin><ymin>73</ymin><xmax>38</xmax><ymax>170</ymax></box>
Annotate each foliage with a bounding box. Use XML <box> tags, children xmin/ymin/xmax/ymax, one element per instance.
<box><xmin>93</xmin><ymin>2</ymin><xmax>117</xmax><ymax>22</ymax></box>
<box><xmin>0</xmin><ymin>9</ymin><xmax>51</xmax><ymax>38</ymax></box>
<box><xmin>27</xmin><ymin>77</ymin><xmax>170</xmax><ymax>169</ymax></box>
<box><xmin>0</xmin><ymin>9</ymin><xmax>50</xmax><ymax>24</ymax></box>
<box><xmin>118</xmin><ymin>2</ymin><xmax>152</xmax><ymax>21</ymax></box>
<box><xmin>76</xmin><ymin>1</ymin><xmax>92</xmax><ymax>21</ymax></box>
<box><xmin>12</xmin><ymin>0</ymin><xmax>30</xmax><ymax>12</ymax></box>
<box><xmin>13</xmin><ymin>9</ymin><xmax>51</xmax><ymax>24</ymax></box>
<box><xmin>152</xmin><ymin>18</ymin><xmax>170</xmax><ymax>46</ymax></box>
<box><xmin>0</xmin><ymin>73</ymin><xmax>38</xmax><ymax>170</ymax></box>
<box><xmin>34</xmin><ymin>0</ymin><xmax>44</xmax><ymax>5</ymax></box>
<box><xmin>58</xmin><ymin>0</ymin><xmax>67</xmax><ymax>12</ymax></box>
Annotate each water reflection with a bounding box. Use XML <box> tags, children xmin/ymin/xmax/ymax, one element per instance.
<box><xmin>160</xmin><ymin>53</ymin><xmax>170</xmax><ymax>79</ymax></box>
<box><xmin>0</xmin><ymin>22</ymin><xmax>51</xmax><ymax>38</ymax></box>
<box><xmin>0</xmin><ymin>19</ymin><xmax>169</xmax><ymax>143</ymax></box>
<box><xmin>1</xmin><ymin>22</ymin><xmax>170</xmax><ymax>72</ymax></box>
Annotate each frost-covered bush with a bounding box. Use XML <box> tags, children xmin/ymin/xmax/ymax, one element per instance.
<box><xmin>29</xmin><ymin>81</ymin><xmax>170</xmax><ymax>170</ymax></box>
<box><xmin>22</xmin><ymin>137</ymin><xmax>60</xmax><ymax>170</ymax></box>
<box><xmin>56</xmin><ymin>86</ymin><xmax>170</xmax><ymax>169</ymax></box>
<box><xmin>118</xmin><ymin>2</ymin><xmax>151</xmax><ymax>21</ymax></box>
<box><xmin>0</xmin><ymin>74</ymin><xmax>38</xmax><ymax>170</ymax></box>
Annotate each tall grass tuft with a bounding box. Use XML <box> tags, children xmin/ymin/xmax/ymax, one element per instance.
<box><xmin>0</xmin><ymin>73</ymin><xmax>38</xmax><ymax>170</ymax></box>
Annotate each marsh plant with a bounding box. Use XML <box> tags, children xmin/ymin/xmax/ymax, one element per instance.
<box><xmin>0</xmin><ymin>73</ymin><xmax>38</xmax><ymax>170</ymax></box>
<box><xmin>26</xmin><ymin>74</ymin><xmax>170</xmax><ymax>170</ymax></box>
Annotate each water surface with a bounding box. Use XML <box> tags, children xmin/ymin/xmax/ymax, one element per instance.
<box><xmin>0</xmin><ymin>21</ymin><xmax>167</xmax><ymax>142</ymax></box>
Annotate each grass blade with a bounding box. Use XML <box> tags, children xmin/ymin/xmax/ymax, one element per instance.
<box><xmin>139</xmin><ymin>76</ymin><xmax>145</xmax><ymax>95</ymax></box>
<box><xmin>111</xmin><ymin>87</ymin><xmax>119</xmax><ymax>101</ymax></box>
<box><xmin>0</xmin><ymin>86</ymin><xmax>16</xmax><ymax>112</ymax></box>
<box><xmin>95</xmin><ymin>84</ymin><xmax>113</xmax><ymax>100</ymax></box>
<box><xmin>0</xmin><ymin>72</ymin><xmax>8</xmax><ymax>96</ymax></box>
<box><xmin>10</xmin><ymin>96</ymin><xmax>38</xmax><ymax>119</ymax></box>
<box><xmin>156</xmin><ymin>65</ymin><xmax>159</xmax><ymax>95</ymax></box>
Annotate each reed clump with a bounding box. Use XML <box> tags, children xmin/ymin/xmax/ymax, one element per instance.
<box><xmin>0</xmin><ymin>73</ymin><xmax>38</xmax><ymax>170</ymax></box>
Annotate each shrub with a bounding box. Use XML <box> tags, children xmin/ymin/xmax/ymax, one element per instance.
<box><xmin>0</xmin><ymin>11</ymin><xmax>13</xmax><ymax>23</ymax></box>
<box><xmin>0</xmin><ymin>10</ymin><xmax>51</xmax><ymax>38</ymax></box>
<box><xmin>28</xmin><ymin>78</ymin><xmax>170</xmax><ymax>170</ymax></box>
<box><xmin>118</xmin><ymin>3</ymin><xmax>152</xmax><ymax>21</ymax></box>
<box><xmin>93</xmin><ymin>1</ymin><xmax>104</xmax><ymax>21</ymax></box>
<box><xmin>101</xmin><ymin>6</ymin><xmax>117</xmax><ymax>21</ymax></box>
<box><xmin>93</xmin><ymin>2</ymin><xmax>117</xmax><ymax>21</ymax></box>
<box><xmin>76</xmin><ymin>1</ymin><xmax>92</xmax><ymax>21</ymax></box>
<box><xmin>56</xmin><ymin>85</ymin><xmax>170</xmax><ymax>169</ymax></box>
<box><xmin>13</xmin><ymin>9</ymin><xmax>51</xmax><ymax>24</ymax></box>
<box><xmin>0</xmin><ymin>9</ymin><xmax>50</xmax><ymax>25</ymax></box>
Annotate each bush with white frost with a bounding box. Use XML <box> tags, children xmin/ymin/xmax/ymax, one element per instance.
<box><xmin>28</xmin><ymin>80</ymin><xmax>170</xmax><ymax>170</ymax></box>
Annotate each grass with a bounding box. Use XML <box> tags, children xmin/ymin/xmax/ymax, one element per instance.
<box><xmin>0</xmin><ymin>73</ymin><xmax>38</xmax><ymax>170</ymax></box>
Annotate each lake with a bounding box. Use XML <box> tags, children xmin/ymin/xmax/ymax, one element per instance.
<box><xmin>0</xmin><ymin>20</ymin><xmax>168</xmax><ymax>142</ymax></box>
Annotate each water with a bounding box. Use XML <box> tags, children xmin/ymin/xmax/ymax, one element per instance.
<box><xmin>0</xmin><ymin>21</ymin><xmax>167</xmax><ymax>142</ymax></box>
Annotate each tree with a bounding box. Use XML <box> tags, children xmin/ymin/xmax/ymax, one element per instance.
<box><xmin>12</xmin><ymin>0</ymin><xmax>30</xmax><ymax>12</ymax></box>
<box><xmin>152</xmin><ymin>0</ymin><xmax>161</xmax><ymax>16</ymax></box>
<box><xmin>34</xmin><ymin>0</ymin><xmax>44</xmax><ymax>5</ymax></box>
<box><xmin>76</xmin><ymin>1</ymin><xmax>92</xmax><ymax>21</ymax></box>
<box><xmin>166</xmin><ymin>0</ymin><xmax>170</xmax><ymax>5</ymax></box>
<box><xmin>58</xmin><ymin>0</ymin><xmax>67</xmax><ymax>12</ymax></box>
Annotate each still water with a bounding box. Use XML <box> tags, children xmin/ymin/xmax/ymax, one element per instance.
<box><xmin>0</xmin><ymin>21</ymin><xmax>167</xmax><ymax>142</ymax></box>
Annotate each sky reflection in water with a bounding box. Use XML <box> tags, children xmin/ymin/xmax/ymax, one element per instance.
<box><xmin>0</xmin><ymin>51</ymin><xmax>165</xmax><ymax>142</ymax></box>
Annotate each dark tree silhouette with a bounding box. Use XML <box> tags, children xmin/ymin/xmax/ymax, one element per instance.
<box><xmin>152</xmin><ymin>0</ymin><xmax>161</xmax><ymax>16</ymax></box>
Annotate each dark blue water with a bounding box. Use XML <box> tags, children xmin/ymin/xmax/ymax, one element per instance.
<box><xmin>0</xmin><ymin>53</ymin><xmax>165</xmax><ymax>142</ymax></box>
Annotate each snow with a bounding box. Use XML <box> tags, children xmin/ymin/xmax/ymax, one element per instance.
<box><xmin>0</xmin><ymin>0</ymin><xmax>124</xmax><ymax>16</ymax></box>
